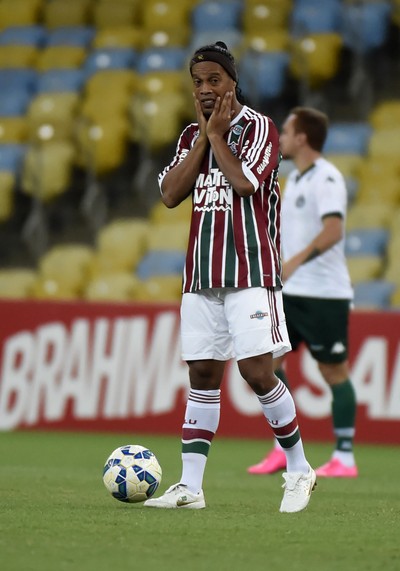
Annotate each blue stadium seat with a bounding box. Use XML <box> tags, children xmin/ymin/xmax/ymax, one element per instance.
<box><xmin>0</xmin><ymin>68</ymin><xmax>37</xmax><ymax>95</ymax></box>
<box><xmin>191</xmin><ymin>0</ymin><xmax>243</xmax><ymax>32</ymax></box>
<box><xmin>0</xmin><ymin>143</ymin><xmax>27</xmax><ymax>173</ymax></box>
<box><xmin>189</xmin><ymin>29</ymin><xmax>243</xmax><ymax>53</ymax></box>
<box><xmin>84</xmin><ymin>48</ymin><xmax>137</xmax><ymax>75</ymax></box>
<box><xmin>46</xmin><ymin>26</ymin><xmax>95</xmax><ymax>47</ymax></box>
<box><xmin>0</xmin><ymin>90</ymin><xmax>32</xmax><ymax>116</ymax></box>
<box><xmin>36</xmin><ymin>69</ymin><xmax>86</xmax><ymax>93</ymax></box>
<box><xmin>340</xmin><ymin>1</ymin><xmax>392</xmax><ymax>53</ymax></box>
<box><xmin>0</xmin><ymin>25</ymin><xmax>47</xmax><ymax>47</ymax></box>
<box><xmin>135</xmin><ymin>250</ymin><xmax>186</xmax><ymax>280</ymax></box>
<box><xmin>238</xmin><ymin>50</ymin><xmax>290</xmax><ymax>100</ymax></box>
<box><xmin>136</xmin><ymin>47</ymin><xmax>187</xmax><ymax>73</ymax></box>
<box><xmin>291</xmin><ymin>0</ymin><xmax>341</xmax><ymax>35</ymax></box>
<box><xmin>345</xmin><ymin>228</ymin><xmax>389</xmax><ymax>257</ymax></box>
<box><xmin>323</xmin><ymin>123</ymin><xmax>372</xmax><ymax>155</ymax></box>
<box><xmin>353</xmin><ymin>280</ymin><xmax>395</xmax><ymax>309</ymax></box>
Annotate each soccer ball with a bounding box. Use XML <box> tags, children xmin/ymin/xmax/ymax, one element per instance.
<box><xmin>102</xmin><ymin>444</ymin><xmax>162</xmax><ymax>503</ymax></box>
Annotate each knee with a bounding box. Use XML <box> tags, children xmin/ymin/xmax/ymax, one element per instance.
<box><xmin>238</xmin><ymin>361</ymin><xmax>278</xmax><ymax>396</ymax></box>
<box><xmin>318</xmin><ymin>361</ymin><xmax>349</xmax><ymax>385</ymax></box>
<box><xmin>187</xmin><ymin>360</ymin><xmax>224</xmax><ymax>390</ymax></box>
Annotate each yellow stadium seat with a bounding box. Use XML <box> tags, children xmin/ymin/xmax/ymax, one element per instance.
<box><xmin>137</xmin><ymin>70</ymin><xmax>185</xmax><ymax>96</ymax></box>
<box><xmin>80</xmin><ymin>90</ymin><xmax>131</xmax><ymax>122</ymax></box>
<box><xmin>384</xmin><ymin>261</ymin><xmax>400</xmax><ymax>286</ymax></box>
<box><xmin>84</xmin><ymin>272</ymin><xmax>140</xmax><ymax>301</ymax></box>
<box><xmin>21</xmin><ymin>141</ymin><xmax>76</xmax><ymax>201</ymax></box>
<box><xmin>0</xmin><ymin>171</ymin><xmax>15</xmax><ymax>222</ymax></box>
<box><xmin>242</xmin><ymin>2</ymin><xmax>291</xmax><ymax>33</ymax></box>
<box><xmin>36</xmin><ymin>46</ymin><xmax>87</xmax><ymax>71</ymax></box>
<box><xmin>95</xmin><ymin>218</ymin><xmax>150</xmax><ymax>273</ymax></box>
<box><xmin>36</xmin><ymin>244</ymin><xmax>95</xmax><ymax>296</ymax></box>
<box><xmin>0</xmin><ymin>117</ymin><xmax>29</xmax><ymax>143</ymax></box>
<box><xmin>32</xmin><ymin>277</ymin><xmax>81</xmax><ymax>300</ymax></box>
<box><xmin>356</xmin><ymin>177</ymin><xmax>400</xmax><ymax>206</ymax></box>
<box><xmin>27</xmin><ymin>92</ymin><xmax>80</xmax><ymax>141</ymax></box>
<box><xmin>391</xmin><ymin>286</ymin><xmax>400</xmax><ymax>309</ymax></box>
<box><xmin>369</xmin><ymin>100</ymin><xmax>400</xmax><ymax>130</ymax></box>
<box><xmin>43</xmin><ymin>0</ymin><xmax>92</xmax><ymax>28</ymax></box>
<box><xmin>0</xmin><ymin>45</ymin><xmax>38</xmax><ymax>67</ymax></box>
<box><xmin>143</xmin><ymin>26</ymin><xmax>191</xmax><ymax>49</ymax></box>
<box><xmin>149</xmin><ymin>198</ymin><xmax>192</xmax><ymax>225</ymax></box>
<box><xmin>92</xmin><ymin>26</ymin><xmax>143</xmax><ymax>50</ymax></box>
<box><xmin>85</xmin><ymin>69</ymin><xmax>138</xmax><ymax>98</ymax></box>
<box><xmin>347</xmin><ymin>256</ymin><xmax>384</xmax><ymax>284</ymax></box>
<box><xmin>289</xmin><ymin>33</ymin><xmax>343</xmax><ymax>89</ymax></box>
<box><xmin>242</xmin><ymin>29</ymin><xmax>290</xmax><ymax>52</ymax></box>
<box><xmin>368</xmin><ymin>127</ymin><xmax>400</xmax><ymax>160</ymax></box>
<box><xmin>0</xmin><ymin>268</ymin><xmax>37</xmax><ymax>298</ymax></box>
<box><xmin>75</xmin><ymin>116</ymin><xmax>129</xmax><ymax>174</ymax></box>
<box><xmin>346</xmin><ymin>203</ymin><xmax>393</xmax><ymax>230</ymax></box>
<box><xmin>92</xmin><ymin>0</ymin><xmax>140</xmax><ymax>29</ymax></box>
<box><xmin>134</xmin><ymin>275</ymin><xmax>182</xmax><ymax>303</ymax></box>
<box><xmin>324</xmin><ymin>154</ymin><xmax>364</xmax><ymax>178</ymax></box>
<box><xmin>130</xmin><ymin>91</ymin><xmax>186</xmax><ymax>152</ymax></box>
<box><xmin>142</xmin><ymin>1</ymin><xmax>191</xmax><ymax>30</ymax></box>
<box><xmin>0</xmin><ymin>0</ymin><xmax>43</xmax><ymax>29</ymax></box>
<box><xmin>146</xmin><ymin>221</ymin><xmax>190</xmax><ymax>251</ymax></box>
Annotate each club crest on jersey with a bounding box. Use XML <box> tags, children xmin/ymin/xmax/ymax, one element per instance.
<box><xmin>250</xmin><ymin>310</ymin><xmax>269</xmax><ymax>320</ymax></box>
<box><xmin>295</xmin><ymin>195</ymin><xmax>305</xmax><ymax>207</ymax></box>
<box><xmin>194</xmin><ymin>168</ymin><xmax>233</xmax><ymax>211</ymax></box>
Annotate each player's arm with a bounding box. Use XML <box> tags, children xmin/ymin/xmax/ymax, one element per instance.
<box><xmin>207</xmin><ymin>92</ymin><xmax>254</xmax><ymax>197</ymax></box>
<box><xmin>283</xmin><ymin>214</ymin><xmax>344</xmax><ymax>281</ymax></box>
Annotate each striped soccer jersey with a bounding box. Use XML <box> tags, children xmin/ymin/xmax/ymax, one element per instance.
<box><xmin>158</xmin><ymin>105</ymin><xmax>283</xmax><ymax>293</ymax></box>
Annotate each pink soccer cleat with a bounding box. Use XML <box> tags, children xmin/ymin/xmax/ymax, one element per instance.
<box><xmin>315</xmin><ymin>458</ymin><xmax>358</xmax><ymax>478</ymax></box>
<box><xmin>247</xmin><ymin>448</ymin><xmax>287</xmax><ymax>475</ymax></box>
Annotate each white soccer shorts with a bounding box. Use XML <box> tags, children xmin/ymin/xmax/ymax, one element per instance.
<box><xmin>180</xmin><ymin>287</ymin><xmax>291</xmax><ymax>362</ymax></box>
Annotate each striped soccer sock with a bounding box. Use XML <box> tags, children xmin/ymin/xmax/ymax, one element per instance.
<box><xmin>180</xmin><ymin>388</ymin><xmax>220</xmax><ymax>494</ymax></box>
<box><xmin>258</xmin><ymin>380</ymin><xmax>309</xmax><ymax>473</ymax></box>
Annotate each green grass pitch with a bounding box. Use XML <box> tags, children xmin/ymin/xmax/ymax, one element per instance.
<box><xmin>0</xmin><ymin>431</ymin><xmax>399</xmax><ymax>571</ymax></box>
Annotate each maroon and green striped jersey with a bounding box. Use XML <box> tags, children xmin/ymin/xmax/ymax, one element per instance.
<box><xmin>158</xmin><ymin>105</ymin><xmax>283</xmax><ymax>293</ymax></box>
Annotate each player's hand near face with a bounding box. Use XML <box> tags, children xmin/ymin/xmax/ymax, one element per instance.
<box><xmin>193</xmin><ymin>94</ymin><xmax>208</xmax><ymax>143</ymax></box>
<box><xmin>206</xmin><ymin>91</ymin><xmax>235</xmax><ymax>139</ymax></box>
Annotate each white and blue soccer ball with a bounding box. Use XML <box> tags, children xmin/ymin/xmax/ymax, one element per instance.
<box><xmin>102</xmin><ymin>444</ymin><xmax>162</xmax><ymax>503</ymax></box>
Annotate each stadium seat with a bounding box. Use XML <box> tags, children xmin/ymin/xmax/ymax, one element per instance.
<box><xmin>0</xmin><ymin>25</ymin><xmax>47</xmax><ymax>47</ymax></box>
<box><xmin>189</xmin><ymin>29</ymin><xmax>243</xmax><ymax>55</ymax></box>
<box><xmin>136</xmin><ymin>47</ymin><xmax>187</xmax><ymax>73</ymax></box>
<box><xmin>26</xmin><ymin>92</ymin><xmax>80</xmax><ymax>141</ymax></box>
<box><xmin>36</xmin><ymin>46</ymin><xmax>87</xmax><ymax>71</ymax></box>
<box><xmin>353</xmin><ymin>280</ymin><xmax>395</xmax><ymax>310</ymax></box>
<box><xmin>137</xmin><ymin>70</ymin><xmax>185</xmax><ymax>96</ymax></box>
<box><xmin>340</xmin><ymin>1</ymin><xmax>392</xmax><ymax>53</ymax></box>
<box><xmin>0</xmin><ymin>171</ymin><xmax>15</xmax><ymax>221</ymax></box>
<box><xmin>324</xmin><ymin>153</ymin><xmax>364</xmax><ymax>179</ymax></box>
<box><xmin>149</xmin><ymin>198</ymin><xmax>192</xmax><ymax>225</ymax></box>
<box><xmin>191</xmin><ymin>1</ymin><xmax>243</xmax><ymax>32</ymax></box>
<box><xmin>347</xmin><ymin>256</ymin><xmax>384</xmax><ymax>284</ymax></box>
<box><xmin>290</xmin><ymin>0</ymin><xmax>341</xmax><ymax>35</ymax></box>
<box><xmin>242</xmin><ymin>29</ymin><xmax>290</xmax><ymax>53</ymax></box>
<box><xmin>0</xmin><ymin>0</ymin><xmax>43</xmax><ymax>30</ymax></box>
<box><xmin>0</xmin><ymin>90</ymin><xmax>32</xmax><ymax>117</ymax></box>
<box><xmin>369</xmin><ymin>100</ymin><xmax>400</xmax><ymax>130</ymax></box>
<box><xmin>0</xmin><ymin>68</ymin><xmax>37</xmax><ymax>95</ymax></box>
<box><xmin>135</xmin><ymin>250</ymin><xmax>186</xmax><ymax>280</ymax></box>
<box><xmin>146</xmin><ymin>221</ymin><xmax>190</xmax><ymax>252</ymax></box>
<box><xmin>242</xmin><ymin>1</ymin><xmax>291</xmax><ymax>33</ymax></box>
<box><xmin>36</xmin><ymin>69</ymin><xmax>86</xmax><ymax>93</ymax></box>
<box><xmin>323</xmin><ymin>122</ymin><xmax>372</xmax><ymax>155</ymax></box>
<box><xmin>346</xmin><ymin>203</ymin><xmax>393</xmax><ymax>230</ymax></box>
<box><xmin>0</xmin><ymin>45</ymin><xmax>38</xmax><ymax>67</ymax></box>
<box><xmin>142</xmin><ymin>1</ymin><xmax>192</xmax><ymax>31</ymax></box>
<box><xmin>43</xmin><ymin>0</ymin><xmax>93</xmax><ymax>28</ymax></box>
<box><xmin>21</xmin><ymin>140</ymin><xmax>76</xmax><ymax>201</ymax></box>
<box><xmin>95</xmin><ymin>218</ymin><xmax>150</xmax><ymax>273</ymax></box>
<box><xmin>85</xmin><ymin>69</ymin><xmax>138</xmax><ymax>98</ymax></box>
<box><xmin>367</xmin><ymin>128</ymin><xmax>400</xmax><ymax>160</ymax></box>
<box><xmin>0</xmin><ymin>268</ymin><xmax>37</xmax><ymax>298</ymax></box>
<box><xmin>345</xmin><ymin>228</ymin><xmax>389</xmax><ymax>257</ymax></box>
<box><xmin>0</xmin><ymin>117</ymin><xmax>29</xmax><ymax>143</ymax></box>
<box><xmin>134</xmin><ymin>275</ymin><xmax>182</xmax><ymax>302</ymax></box>
<box><xmin>238</xmin><ymin>50</ymin><xmax>290</xmax><ymax>101</ymax></box>
<box><xmin>356</xmin><ymin>177</ymin><xmax>400</xmax><ymax>206</ymax></box>
<box><xmin>36</xmin><ymin>243</ymin><xmax>95</xmax><ymax>296</ymax></box>
<box><xmin>289</xmin><ymin>32</ymin><xmax>343</xmax><ymax>88</ymax></box>
<box><xmin>92</xmin><ymin>0</ymin><xmax>141</xmax><ymax>29</ymax></box>
<box><xmin>46</xmin><ymin>26</ymin><xmax>95</xmax><ymax>48</ymax></box>
<box><xmin>93</xmin><ymin>26</ymin><xmax>143</xmax><ymax>50</ymax></box>
<box><xmin>0</xmin><ymin>143</ymin><xmax>27</xmax><ymax>174</ymax></box>
<box><xmin>84</xmin><ymin>272</ymin><xmax>140</xmax><ymax>302</ymax></box>
<box><xmin>143</xmin><ymin>26</ymin><xmax>191</xmax><ymax>50</ymax></box>
<box><xmin>84</xmin><ymin>48</ymin><xmax>138</xmax><ymax>75</ymax></box>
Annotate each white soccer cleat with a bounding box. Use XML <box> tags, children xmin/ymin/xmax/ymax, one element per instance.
<box><xmin>279</xmin><ymin>465</ymin><xmax>316</xmax><ymax>513</ymax></box>
<box><xmin>143</xmin><ymin>483</ymin><xmax>206</xmax><ymax>509</ymax></box>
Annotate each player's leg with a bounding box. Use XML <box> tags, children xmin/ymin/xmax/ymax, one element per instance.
<box><xmin>227</xmin><ymin>287</ymin><xmax>316</xmax><ymax>512</ymax></box>
<box><xmin>145</xmin><ymin>290</ymin><xmax>231</xmax><ymax>509</ymax></box>
<box><xmin>316</xmin><ymin>360</ymin><xmax>358</xmax><ymax>477</ymax></box>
